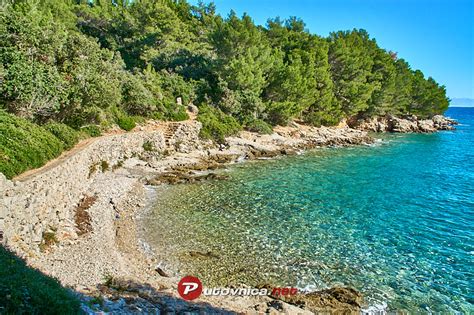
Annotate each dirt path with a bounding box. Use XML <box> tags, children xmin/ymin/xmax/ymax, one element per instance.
<box><xmin>13</xmin><ymin>113</ymin><xmax>198</xmax><ymax>183</ymax></box>
<box><xmin>14</xmin><ymin>137</ymin><xmax>99</xmax><ymax>182</ymax></box>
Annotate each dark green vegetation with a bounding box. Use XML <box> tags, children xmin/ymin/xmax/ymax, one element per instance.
<box><xmin>0</xmin><ymin>245</ymin><xmax>81</xmax><ymax>314</ymax></box>
<box><xmin>0</xmin><ymin>111</ymin><xmax>81</xmax><ymax>178</ymax></box>
<box><xmin>0</xmin><ymin>0</ymin><xmax>449</xmax><ymax>177</ymax></box>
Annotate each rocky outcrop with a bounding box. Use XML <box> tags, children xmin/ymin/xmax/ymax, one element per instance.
<box><xmin>432</xmin><ymin>115</ymin><xmax>458</xmax><ymax>130</ymax></box>
<box><xmin>348</xmin><ymin>114</ymin><xmax>457</xmax><ymax>133</ymax></box>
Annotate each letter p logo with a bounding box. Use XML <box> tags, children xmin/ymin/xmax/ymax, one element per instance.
<box><xmin>178</xmin><ymin>276</ymin><xmax>203</xmax><ymax>300</ymax></box>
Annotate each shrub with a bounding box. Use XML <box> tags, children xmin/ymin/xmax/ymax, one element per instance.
<box><xmin>39</xmin><ymin>231</ymin><xmax>58</xmax><ymax>252</ymax></box>
<box><xmin>244</xmin><ymin>118</ymin><xmax>273</xmax><ymax>134</ymax></box>
<box><xmin>0</xmin><ymin>111</ymin><xmax>64</xmax><ymax>179</ymax></box>
<box><xmin>197</xmin><ymin>105</ymin><xmax>241</xmax><ymax>143</ymax></box>
<box><xmin>113</xmin><ymin>160</ymin><xmax>124</xmax><ymax>170</ymax></box>
<box><xmin>88</xmin><ymin>163</ymin><xmax>98</xmax><ymax>178</ymax></box>
<box><xmin>100</xmin><ymin>160</ymin><xmax>109</xmax><ymax>172</ymax></box>
<box><xmin>143</xmin><ymin>141</ymin><xmax>154</xmax><ymax>152</ymax></box>
<box><xmin>0</xmin><ymin>246</ymin><xmax>81</xmax><ymax>313</ymax></box>
<box><xmin>117</xmin><ymin>116</ymin><xmax>136</xmax><ymax>131</ymax></box>
<box><xmin>44</xmin><ymin>122</ymin><xmax>80</xmax><ymax>150</ymax></box>
<box><xmin>122</xmin><ymin>73</ymin><xmax>156</xmax><ymax>116</ymax></box>
<box><xmin>81</xmin><ymin>125</ymin><xmax>102</xmax><ymax>137</ymax></box>
<box><xmin>168</xmin><ymin>106</ymin><xmax>189</xmax><ymax>121</ymax></box>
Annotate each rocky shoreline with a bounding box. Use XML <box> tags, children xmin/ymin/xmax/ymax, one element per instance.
<box><xmin>348</xmin><ymin>114</ymin><xmax>458</xmax><ymax>133</ymax></box>
<box><xmin>0</xmin><ymin>115</ymin><xmax>457</xmax><ymax>314</ymax></box>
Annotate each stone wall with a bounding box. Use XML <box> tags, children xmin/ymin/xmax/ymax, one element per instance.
<box><xmin>0</xmin><ymin>121</ymin><xmax>201</xmax><ymax>256</ymax></box>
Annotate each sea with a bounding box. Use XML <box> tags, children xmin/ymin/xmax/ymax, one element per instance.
<box><xmin>140</xmin><ymin>107</ymin><xmax>473</xmax><ymax>313</ymax></box>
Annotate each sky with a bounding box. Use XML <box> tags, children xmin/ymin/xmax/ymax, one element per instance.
<box><xmin>189</xmin><ymin>0</ymin><xmax>474</xmax><ymax>101</ymax></box>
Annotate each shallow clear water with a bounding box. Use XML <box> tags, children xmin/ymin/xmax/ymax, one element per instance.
<box><xmin>141</xmin><ymin>108</ymin><xmax>474</xmax><ymax>313</ymax></box>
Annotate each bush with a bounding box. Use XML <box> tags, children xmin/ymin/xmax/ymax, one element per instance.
<box><xmin>168</xmin><ymin>106</ymin><xmax>189</xmax><ymax>121</ymax></box>
<box><xmin>117</xmin><ymin>115</ymin><xmax>136</xmax><ymax>131</ymax></box>
<box><xmin>0</xmin><ymin>245</ymin><xmax>81</xmax><ymax>314</ymax></box>
<box><xmin>0</xmin><ymin>111</ymin><xmax>64</xmax><ymax>179</ymax></box>
<box><xmin>197</xmin><ymin>105</ymin><xmax>241</xmax><ymax>143</ymax></box>
<box><xmin>143</xmin><ymin>141</ymin><xmax>154</xmax><ymax>152</ymax></box>
<box><xmin>100</xmin><ymin>160</ymin><xmax>109</xmax><ymax>172</ymax></box>
<box><xmin>80</xmin><ymin>125</ymin><xmax>102</xmax><ymax>137</ymax></box>
<box><xmin>122</xmin><ymin>73</ymin><xmax>156</xmax><ymax>116</ymax></box>
<box><xmin>244</xmin><ymin>118</ymin><xmax>273</xmax><ymax>134</ymax></box>
<box><xmin>44</xmin><ymin>122</ymin><xmax>80</xmax><ymax>150</ymax></box>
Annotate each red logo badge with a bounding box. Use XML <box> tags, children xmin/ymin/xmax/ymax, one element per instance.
<box><xmin>178</xmin><ymin>276</ymin><xmax>203</xmax><ymax>300</ymax></box>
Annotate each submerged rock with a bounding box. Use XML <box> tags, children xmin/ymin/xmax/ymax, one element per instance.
<box><xmin>280</xmin><ymin>287</ymin><xmax>364</xmax><ymax>314</ymax></box>
<box><xmin>188</xmin><ymin>250</ymin><xmax>220</xmax><ymax>259</ymax></box>
<box><xmin>146</xmin><ymin>170</ymin><xmax>229</xmax><ymax>185</ymax></box>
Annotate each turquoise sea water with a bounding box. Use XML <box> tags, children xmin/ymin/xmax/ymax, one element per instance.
<box><xmin>142</xmin><ymin>108</ymin><xmax>474</xmax><ymax>313</ymax></box>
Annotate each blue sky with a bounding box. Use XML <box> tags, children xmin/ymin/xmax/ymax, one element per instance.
<box><xmin>190</xmin><ymin>0</ymin><xmax>473</xmax><ymax>100</ymax></box>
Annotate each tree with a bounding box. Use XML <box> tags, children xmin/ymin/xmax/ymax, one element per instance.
<box><xmin>210</xmin><ymin>12</ymin><xmax>275</xmax><ymax>120</ymax></box>
<box><xmin>328</xmin><ymin>29</ymin><xmax>376</xmax><ymax>116</ymax></box>
<box><xmin>0</xmin><ymin>0</ymin><xmax>450</xmax><ymax>138</ymax></box>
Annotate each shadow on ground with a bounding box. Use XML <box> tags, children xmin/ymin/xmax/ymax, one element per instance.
<box><xmin>0</xmin><ymin>245</ymin><xmax>235</xmax><ymax>314</ymax></box>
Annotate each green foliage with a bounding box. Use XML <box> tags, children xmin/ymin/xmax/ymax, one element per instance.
<box><xmin>117</xmin><ymin>115</ymin><xmax>136</xmax><ymax>131</ymax></box>
<box><xmin>0</xmin><ymin>111</ymin><xmax>64</xmax><ymax>179</ymax></box>
<box><xmin>81</xmin><ymin>125</ymin><xmax>102</xmax><ymax>137</ymax></box>
<box><xmin>197</xmin><ymin>104</ymin><xmax>242</xmax><ymax>142</ymax></box>
<box><xmin>266</xmin><ymin>101</ymin><xmax>299</xmax><ymax>126</ymax></box>
<box><xmin>244</xmin><ymin>118</ymin><xmax>273</xmax><ymax>134</ymax></box>
<box><xmin>44</xmin><ymin>122</ymin><xmax>80</xmax><ymax>150</ymax></box>
<box><xmin>0</xmin><ymin>0</ymin><xmax>448</xmax><ymax>131</ymax></box>
<box><xmin>39</xmin><ymin>231</ymin><xmax>59</xmax><ymax>252</ymax></box>
<box><xmin>143</xmin><ymin>140</ymin><xmax>154</xmax><ymax>152</ymax></box>
<box><xmin>122</xmin><ymin>73</ymin><xmax>157</xmax><ymax>116</ymax></box>
<box><xmin>101</xmin><ymin>160</ymin><xmax>109</xmax><ymax>172</ymax></box>
<box><xmin>328</xmin><ymin>30</ymin><xmax>377</xmax><ymax>116</ymax></box>
<box><xmin>168</xmin><ymin>106</ymin><xmax>189</xmax><ymax>121</ymax></box>
<box><xmin>0</xmin><ymin>245</ymin><xmax>81</xmax><ymax>314</ymax></box>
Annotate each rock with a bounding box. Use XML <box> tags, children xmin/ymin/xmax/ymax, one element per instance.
<box><xmin>404</xmin><ymin>114</ymin><xmax>418</xmax><ymax>122</ymax></box>
<box><xmin>154</xmin><ymin>266</ymin><xmax>169</xmax><ymax>277</ymax></box>
<box><xmin>432</xmin><ymin>115</ymin><xmax>457</xmax><ymax>130</ymax></box>
<box><xmin>147</xmin><ymin>169</ymin><xmax>229</xmax><ymax>185</ymax></box>
<box><xmin>351</xmin><ymin>114</ymin><xmax>457</xmax><ymax>133</ymax></box>
<box><xmin>280</xmin><ymin>287</ymin><xmax>363</xmax><ymax>313</ymax></box>
<box><xmin>417</xmin><ymin>119</ymin><xmax>436</xmax><ymax>132</ymax></box>
<box><xmin>388</xmin><ymin>115</ymin><xmax>418</xmax><ymax>133</ymax></box>
<box><xmin>0</xmin><ymin>173</ymin><xmax>11</xmax><ymax>193</ymax></box>
<box><xmin>347</xmin><ymin>116</ymin><xmax>389</xmax><ymax>132</ymax></box>
<box><xmin>187</xmin><ymin>104</ymin><xmax>199</xmax><ymax>114</ymax></box>
<box><xmin>189</xmin><ymin>250</ymin><xmax>220</xmax><ymax>259</ymax></box>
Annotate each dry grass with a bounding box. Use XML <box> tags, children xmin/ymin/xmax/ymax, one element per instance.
<box><xmin>74</xmin><ymin>195</ymin><xmax>97</xmax><ymax>236</ymax></box>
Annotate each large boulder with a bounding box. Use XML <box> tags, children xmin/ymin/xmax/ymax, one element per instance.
<box><xmin>417</xmin><ymin>119</ymin><xmax>436</xmax><ymax>132</ymax></box>
<box><xmin>187</xmin><ymin>104</ymin><xmax>199</xmax><ymax>115</ymax></box>
<box><xmin>387</xmin><ymin>116</ymin><xmax>418</xmax><ymax>132</ymax></box>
